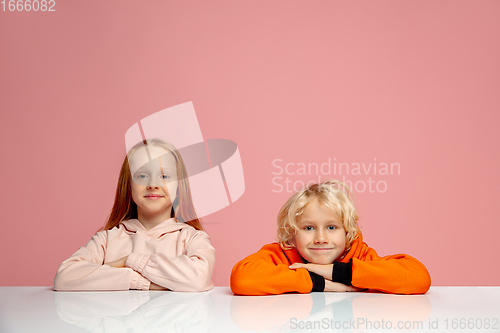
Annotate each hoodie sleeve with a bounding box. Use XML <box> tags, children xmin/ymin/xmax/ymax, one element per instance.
<box><xmin>125</xmin><ymin>229</ymin><xmax>215</xmax><ymax>292</ymax></box>
<box><xmin>350</xmin><ymin>245</ymin><xmax>431</xmax><ymax>294</ymax></box>
<box><xmin>230</xmin><ymin>244</ymin><xmax>318</xmax><ymax>295</ymax></box>
<box><xmin>53</xmin><ymin>231</ymin><xmax>150</xmax><ymax>291</ymax></box>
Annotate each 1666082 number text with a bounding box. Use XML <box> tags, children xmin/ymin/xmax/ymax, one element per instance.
<box><xmin>2</xmin><ymin>0</ymin><xmax>55</xmax><ymax>11</ymax></box>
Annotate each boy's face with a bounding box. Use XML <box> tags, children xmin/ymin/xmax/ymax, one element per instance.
<box><xmin>294</xmin><ymin>198</ymin><xmax>346</xmax><ymax>265</ymax></box>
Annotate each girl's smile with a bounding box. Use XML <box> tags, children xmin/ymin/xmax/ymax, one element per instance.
<box><xmin>144</xmin><ymin>194</ymin><xmax>165</xmax><ymax>199</ymax></box>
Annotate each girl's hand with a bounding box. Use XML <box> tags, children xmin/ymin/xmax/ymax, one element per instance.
<box><xmin>105</xmin><ymin>256</ymin><xmax>128</xmax><ymax>268</ymax></box>
<box><xmin>289</xmin><ymin>263</ymin><xmax>333</xmax><ymax>280</ymax></box>
<box><xmin>149</xmin><ymin>282</ymin><xmax>169</xmax><ymax>290</ymax></box>
<box><xmin>324</xmin><ymin>280</ymin><xmax>361</xmax><ymax>292</ymax></box>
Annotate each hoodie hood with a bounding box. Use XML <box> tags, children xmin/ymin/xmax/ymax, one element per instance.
<box><xmin>339</xmin><ymin>231</ymin><xmax>367</xmax><ymax>262</ymax></box>
<box><xmin>120</xmin><ymin>218</ymin><xmax>191</xmax><ymax>239</ymax></box>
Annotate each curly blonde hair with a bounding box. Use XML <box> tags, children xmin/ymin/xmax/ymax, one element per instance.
<box><xmin>277</xmin><ymin>179</ymin><xmax>360</xmax><ymax>257</ymax></box>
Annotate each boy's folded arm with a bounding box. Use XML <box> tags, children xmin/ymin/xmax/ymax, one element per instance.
<box><xmin>125</xmin><ymin>231</ymin><xmax>215</xmax><ymax>292</ymax></box>
<box><xmin>53</xmin><ymin>232</ymin><xmax>150</xmax><ymax>291</ymax></box>
<box><xmin>350</xmin><ymin>249</ymin><xmax>431</xmax><ymax>294</ymax></box>
<box><xmin>230</xmin><ymin>246</ymin><xmax>323</xmax><ymax>295</ymax></box>
<box><xmin>231</xmin><ymin>259</ymin><xmax>317</xmax><ymax>295</ymax></box>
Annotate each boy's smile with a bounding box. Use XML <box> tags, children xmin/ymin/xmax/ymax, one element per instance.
<box><xmin>294</xmin><ymin>198</ymin><xmax>346</xmax><ymax>265</ymax></box>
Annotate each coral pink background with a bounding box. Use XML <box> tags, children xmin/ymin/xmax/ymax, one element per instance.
<box><xmin>1</xmin><ymin>0</ymin><xmax>499</xmax><ymax>287</ymax></box>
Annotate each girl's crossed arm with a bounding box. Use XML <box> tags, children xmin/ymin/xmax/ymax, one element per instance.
<box><xmin>53</xmin><ymin>232</ymin><xmax>151</xmax><ymax>291</ymax></box>
<box><xmin>124</xmin><ymin>229</ymin><xmax>215</xmax><ymax>292</ymax></box>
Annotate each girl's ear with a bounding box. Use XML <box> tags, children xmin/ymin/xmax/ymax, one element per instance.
<box><xmin>171</xmin><ymin>196</ymin><xmax>179</xmax><ymax>220</ymax></box>
<box><xmin>172</xmin><ymin>187</ymin><xmax>180</xmax><ymax>212</ymax></box>
<box><xmin>174</xmin><ymin>186</ymin><xmax>179</xmax><ymax>205</ymax></box>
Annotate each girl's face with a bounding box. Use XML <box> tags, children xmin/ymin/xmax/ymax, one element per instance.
<box><xmin>129</xmin><ymin>146</ymin><xmax>179</xmax><ymax>222</ymax></box>
<box><xmin>293</xmin><ymin>198</ymin><xmax>346</xmax><ymax>265</ymax></box>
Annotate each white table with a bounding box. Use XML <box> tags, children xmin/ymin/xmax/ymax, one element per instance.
<box><xmin>1</xmin><ymin>287</ymin><xmax>499</xmax><ymax>332</ymax></box>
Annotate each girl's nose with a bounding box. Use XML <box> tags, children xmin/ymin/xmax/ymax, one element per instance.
<box><xmin>147</xmin><ymin>177</ymin><xmax>162</xmax><ymax>188</ymax></box>
<box><xmin>147</xmin><ymin>185</ymin><xmax>159</xmax><ymax>190</ymax></box>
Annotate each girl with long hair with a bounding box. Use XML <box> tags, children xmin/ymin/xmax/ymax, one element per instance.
<box><xmin>54</xmin><ymin>139</ymin><xmax>215</xmax><ymax>291</ymax></box>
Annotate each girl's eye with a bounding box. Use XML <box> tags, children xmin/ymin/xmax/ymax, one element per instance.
<box><xmin>305</xmin><ymin>226</ymin><xmax>314</xmax><ymax>231</ymax></box>
<box><xmin>327</xmin><ymin>225</ymin><xmax>337</xmax><ymax>230</ymax></box>
<box><xmin>161</xmin><ymin>174</ymin><xmax>170</xmax><ymax>179</ymax></box>
<box><xmin>137</xmin><ymin>174</ymin><xmax>148</xmax><ymax>179</ymax></box>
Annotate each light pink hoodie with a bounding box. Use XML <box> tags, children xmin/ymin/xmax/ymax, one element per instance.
<box><xmin>54</xmin><ymin>218</ymin><xmax>215</xmax><ymax>291</ymax></box>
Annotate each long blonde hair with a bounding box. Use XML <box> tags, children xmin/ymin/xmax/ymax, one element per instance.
<box><xmin>277</xmin><ymin>179</ymin><xmax>360</xmax><ymax>255</ymax></box>
<box><xmin>103</xmin><ymin>138</ymin><xmax>202</xmax><ymax>231</ymax></box>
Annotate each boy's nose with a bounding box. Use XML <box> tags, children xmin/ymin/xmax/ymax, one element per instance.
<box><xmin>314</xmin><ymin>231</ymin><xmax>327</xmax><ymax>243</ymax></box>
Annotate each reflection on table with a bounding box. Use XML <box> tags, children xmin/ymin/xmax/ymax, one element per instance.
<box><xmin>231</xmin><ymin>291</ymin><xmax>431</xmax><ymax>332</ymax></box>
<box><xmin>0</xmin><ymin>287</ymin><xmax>498</xmax><ymax>333</ymax></box>
<box><xmin>54</xmin><ymin>290</ymin><xmax>213</xmax><ymax>333</ymax></box>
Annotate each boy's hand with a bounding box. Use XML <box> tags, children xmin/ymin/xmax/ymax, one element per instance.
<box><xmin>289</xmin><ymin>263</ymin><xmax>333</xmax><ymax>280</ymax></box>
<box><xmin>105</xmin><ymin>256</ymin><xmax>128</xmax><ymax>268</ymax></box>
<box><xmin>324</xmin><ymin>280</ymin><xmax>361</xmax><ymax>292</ymax></box>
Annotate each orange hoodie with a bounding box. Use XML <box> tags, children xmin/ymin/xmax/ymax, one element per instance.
<box><xmin>230</xmin><ymin>232</ymin><xmax>430</xmax><ymax>295</ymax></box>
